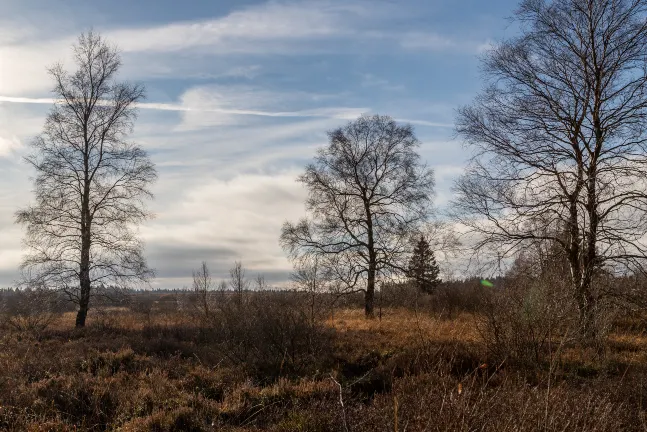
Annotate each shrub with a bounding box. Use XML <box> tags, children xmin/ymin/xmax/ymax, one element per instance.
<box><xmin>477</xmin><ymin>276</ymin><xmax>576</xmax><ymax>367</ymax></box>
<box><xmin>0</xmin><ymin>287</ymin><xmax>61</xmax><ymax>334</ymax></box>
<box><xmin>208</xmin><ymin>292</ymin><xmax>336</xmax><ymax>380</ymax></box>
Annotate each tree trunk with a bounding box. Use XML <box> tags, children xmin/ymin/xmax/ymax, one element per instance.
<box><xmin>75</xmin><ymin>289</ymin><xmax>90</xmax><ymax>327</ymax></box>
<box><xmin>76</xmin><ymin>172</ymin><xmax>92</xmax><ymax>328</ymax></box>
<box><xmin>76</xmin><ymin>231</ymin><xmax>91</xmax><ymax>327</ymax></box>
<box><xmin>577</xmin><ymin>281</ymin><xmax>596</xmax><ymax>341</ymax></box>
<box><xmin>365</xmin><ymin>263</ymin><xmax>376</xmax><ymax>318</ymax></box>
<box><xmin>364</xmin><ymin>200</ymin><xmax>376</xmax><ymax>318</ymax></box>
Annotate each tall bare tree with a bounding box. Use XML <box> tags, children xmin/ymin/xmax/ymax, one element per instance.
<box><xmin>192</xmin><ymin>262</ymin><xmax>215</xmax><ymax>318</ymax></box>
<box><xmin>229</xmin><ymin>261</ymin><xmax>249</xmax><ymax>305</ymax></box>
<box><xmin>16</xmin><ymin>32</ymin><xmax>156</xmax><ymax>328</ymax></box>
<box><xmin>281</xmin><ymin>115</ymin><xmax>434</xmax><ymax>317</ymax></box>
<box><xmin>453</xmin><ymin>0</ymin><xmax>647</xmax><ymax>338</ymax></box>
<box><xmin>291</xmin><ymin>255</ymin><xmax>329</xmax><ymax>324</ymax></box>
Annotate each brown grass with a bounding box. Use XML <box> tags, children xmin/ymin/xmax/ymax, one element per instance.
<box><xmin>329</xmin><ymin>308</ymin><xmax>480</xmax><ymax>345</ymax></box>
<box><xmin>0</xmin><ymin>301</ymin><xmax>646</xmax><ymax>431</ymax></box>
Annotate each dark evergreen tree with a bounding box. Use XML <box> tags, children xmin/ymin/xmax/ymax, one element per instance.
<box><xmin>407</xmin><ymin>236</ymin><xmax>441</xmax><ymax>294</ymax></box>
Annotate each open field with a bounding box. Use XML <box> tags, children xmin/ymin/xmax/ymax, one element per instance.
<box><xmin>2</xmin><ymin>295</ymin><xmax>647</xmax><ymax>432</ymax></box>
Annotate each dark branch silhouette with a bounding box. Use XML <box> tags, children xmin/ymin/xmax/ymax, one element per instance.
<box><xmin>281</xmin><ymin>114</ymin><xmax>434</xmax><ymax>317</ymax></box>
<box><xmin>16</xmin><ymin>32</ymin><xmax>157</xmax><ymax>327</ymax></box>
<box><xmin>452</xmin><ymin>0</ymin><xmax>647</xmax><ymax>338</ymax></box>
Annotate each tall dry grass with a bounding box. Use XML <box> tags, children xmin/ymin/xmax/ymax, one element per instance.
<box><xmin>0</xmin><ymin>288</ymin><xmax>646</xmax><ymax>430</ymax></box>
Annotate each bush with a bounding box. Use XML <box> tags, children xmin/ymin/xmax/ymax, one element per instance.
<box><xmin>477</xmin><ymin>276</ymin><xmax>576</xmax><ymax>367</ymax></box>
<box><xmin>204</xmin><ymin>291</ymin><xmax>336</xmax><ymax>380</ymax></box>
<box><xmin>0</xmin><ymin>287</ymin><xmax>61</xmax><ymax>334</ymax></box>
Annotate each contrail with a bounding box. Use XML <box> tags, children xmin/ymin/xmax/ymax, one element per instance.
<box><xmin>0</xmin><ymin>96</ymin><xmax>57</xmax><ymax>104</ymax></box>
<box><xmin>0</xmin><ymin>95</ymin><xmax>454</xmax><ymax>127</ymax></box>
<box><xmin>0</xmin><ymin>95</ymin><xmax>365</xmax><ymax>120</ymax></box>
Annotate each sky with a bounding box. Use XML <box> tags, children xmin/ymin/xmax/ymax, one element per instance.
<box><xmin>0</xmin><ymin>0</ymin><xmax>521</xmax><ymax>289</ymax></box>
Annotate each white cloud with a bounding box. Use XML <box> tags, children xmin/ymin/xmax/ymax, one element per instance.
<box><xmin>0</xmin><ymin>24</ymin><xmax>33</xmax><ymax>45</ymax></box>
<box><xmin>109</xmin><ymin>2</ymin><xmax>359</xmax><ymax>54</ymax></box>
<box><xmin>399</xmin><ymin>31</ymin><xmax>457</xmax><ymax>50</ymax></box>
<box><xmin>173</xmin><ymin>85</ymin><xmax>367</xmax><ymax>129</ymax></box>
<box><xmin>398</xmin><ymin>31</ymin><xmax>491</xmax><ymax>54</ymax></box>
<box><xmin>359</xmin><ymin>73</ymin><xmax>405</xmax><ymax>91</ymax></box>
<box><xmin>399</xmin><ymin>118</ymin><xmax>454</xmax><ymax>128</ymax></box>
<box><xmin>477</xmin><ymin>39</ymin><xmax>497</xmax><ymax>53</ymax></box>
<box><xmin>142</xmin><ymin>172</ymin><xmax>308</xmax><ymax>286</ymax></box>
<box><xmin>0</xmin><ymin>36</ymin><xmax>75</xmax><ymax>96</ymax></box>
<box><xmin>0</xmin><ymin>0</ymin><xmax>479</xmax><ymax>96</ymax></box>
<box><xmin>0</xmin><ymin>102</ymin><xmax>47</xmax><ymax>155</ymax></box>
<box><xmin>0</xmin><ymin>135</ymin><xmax>20</xmax><ymax>156</ymax></box>
<box><xmin>0</xmin><ymin>0</ymin><xmax>480</xmax><ymax>288</ymax></box>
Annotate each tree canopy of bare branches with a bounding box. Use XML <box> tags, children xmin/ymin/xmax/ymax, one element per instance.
<box><xmin>452</xmin><ymin>0</ymin><xmax>647</xmax><ymax>338</ymax></box>
<box><xmin>230</xmin><ymin>261</ymin><xmax>249</xmax><ymax>305</ymax></box>
<box><xmin>16</xmin><ymin>32</ymin><xmax>157</xmax><ymax>327</ymax></box>
<box><xmin>281</xmin><ymin>114</ymin><xmax>435</xmax><ymax>317</ymax></box>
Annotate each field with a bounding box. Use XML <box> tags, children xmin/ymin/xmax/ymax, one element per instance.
<box><xmin>1</xmin><ymin>288</ymin><xmax>647</xmax><ymax>431</ymax></box>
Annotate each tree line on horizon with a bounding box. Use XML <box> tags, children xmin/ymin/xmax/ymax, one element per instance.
<box><xmin>5</xmin><ymin>0</ymin><xmax>647</xmax><ymax>342</ymax></box>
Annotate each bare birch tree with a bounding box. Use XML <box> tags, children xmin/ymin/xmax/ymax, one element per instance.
<box><xmin>291</xmin><ymin>255</ymin><xmax>329</xmax><ymax>324</ymax></box>
<box><xmin>229</xmin><ymin>261</ymin><xmax>249</xmax><ymax>305</ymax></box>
<box><xmin>192</xmin><ymin>261</ymin><xmax>215</xmax><ymax>318</ymax></box>
<box><xmin>16</xmin><ymin>32</ymin><xmax>157</xmax><ymax>327</ymax></box>
<box><xmin>452</xmin><ymin>0</ymin><xmax>647</xmax><ymax>338</ymax></box>
<box><xmin>281</xmin><ymin>115</ymin><xmax>434</xmax><ymax>317</ymax></box>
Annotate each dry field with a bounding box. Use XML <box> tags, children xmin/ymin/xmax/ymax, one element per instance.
<box><xmin>1</xmin><ymin>301</ymin><xmax>647</xmax><ymax>431</ymax></box>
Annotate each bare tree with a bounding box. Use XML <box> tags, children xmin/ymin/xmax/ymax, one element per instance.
<box><xmin>453</xmin><ymin>0</ymin><xmax>647</xmax><ymax>338</ymax></box>
<box><xmin>255</xmin><ymin>274</ymin><xmax>268</xmax><ymax>291</ymax></box>
<box><xmin>281</xmin><ymin>115</ymin><xmax>435</xmax><ymax>317</ymax></box>
<box><xmin>16</xmin><ymin>32</ymin><xmax>156</xmax><ymax>328</ymax></box>
<box><xmin>229</xmin><ymin>261</ymin><xmax>249</xmax><ymax>305</ymax></box>
<box><xmin>192</xmin><ymin>262</ymin><xmax>214</xmax><ymax>318</ymax></box>
<box><xmin>291</xmin><ymin>256</ymin><xmax>328</xmax><ymax>324</ymax></box>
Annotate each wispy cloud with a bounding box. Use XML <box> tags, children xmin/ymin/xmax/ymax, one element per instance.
<box><xmin>0</xmin><ymin>94</ymin><xmax>367</xmax><ymax>125</ymax></box>
<box><xmin>0</xmin><ymin>1</ymin><xmax>486</xmax><ymax>97</ymax></box>
<box><xmin>398</xmin><ymin>31</ymin><xmax>490</xmax><ymax>53</ymax></box>
<box><xmin>0</xmin><ymin>0</ymin><xmax>494</xmax><ymax>288</ymax></box>
<box><xmin>0</xmin><ymin>96</ymin><xmax>57</xmax><ymax>105</ymax></box>
<box><xmin>398</xmin><ymin>31</ymin><xmax>457</xmax><ymax>50</ymax></box>
<box><xmin>0</xmin><ymin>136</ymin><xmax>20</xmax><ymax>157</ymax></box>
<box><xmin>0</xmin><ymin>94</ymin><xmax>453</xmax><ymax>130</ymax></box>
<box><xmin>109</xmin><ymin>2</ymin><xmax>359</xmax><ymax>54</ymax></box>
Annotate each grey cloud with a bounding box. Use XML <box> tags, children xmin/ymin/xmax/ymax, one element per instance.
<box><xmin>146</xmin><ymin>243</ymin><xmax>292</xmax><ymax>288</ymax></box>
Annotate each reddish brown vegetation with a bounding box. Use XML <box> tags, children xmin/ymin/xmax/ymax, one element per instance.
<box><xmin>0</xmin><ymin>290</ymin><xmax>646</xmax><ymax>431</ymax></box>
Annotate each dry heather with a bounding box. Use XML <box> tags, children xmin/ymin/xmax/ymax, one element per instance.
<box><xmin>0</xmin><ymin>300</ymin><xmax>646</xmax><ymax>431</ymax></box>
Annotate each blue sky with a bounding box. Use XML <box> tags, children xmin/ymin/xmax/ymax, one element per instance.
<box><xmin>0</xmin><ymin>0</ymin><xmax>520</xmax><ymax>288</ymax></box>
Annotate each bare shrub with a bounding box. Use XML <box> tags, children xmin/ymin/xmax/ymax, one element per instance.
<box><xmin>229</xmin><ymin>261</ymin><xmax>249</xmax><ymax>306</ymax></box>
<box><xmin>378</xmin><ymin>280</ymin><xmax>481</xmax><ymax>319</ymax></box>
<box><xmin>90</xmin><ymin>307</ymin><xmax>121</xmax><ymax>330</ymax></box>
<box><xmin>379</xmin><ymin>281</ymin><xmax>423</xmax><ymax>309</ymax></box>
<box><xmin>433</xmin><ymin>280</ymin><xmax>482</xmax><ymax>318</ymax></box>
<box><xmin>213</xmin><ymin>291</ymin><xmax>335</xmax><ymax>380</ymax></box>
<box><xmin>0</xmin><ymin>287</ymin><xmax>60</xmax><ymax>334</ymax></box>
<box><xmin>477</xmin><ymin>274</ymin><xmax>576</xmax><ymax>367</ymax></box>
<box><xmin>188</xmin><ymin>262</ymin><xmax>218</xmax><ymax>322</ymax></box>
<box><xmin>129</xmin><ymin>294</ymin><xmax>155</xmax><ymax>323</ymax></box>
<box><xmin>290</xmin><ymin>256</ymin><xmax>332</xmax><ymax>324</ymax></box>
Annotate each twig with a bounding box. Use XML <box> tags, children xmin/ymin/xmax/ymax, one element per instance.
<box><xmin>329</xmin><ymin>374</ymin><xmax>349</xmax><ymax>432</ymax></box>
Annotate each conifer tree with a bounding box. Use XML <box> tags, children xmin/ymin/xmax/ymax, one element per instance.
<box><xmin>407</xmin><ymin>236</ymin><xmax>441</xmax><ymax>294</ymax></box>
